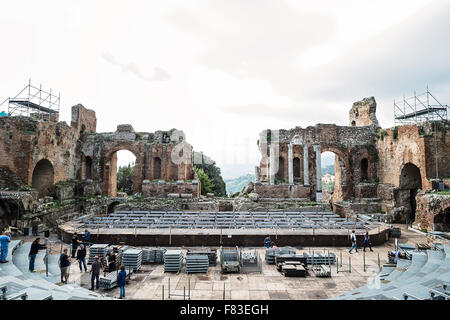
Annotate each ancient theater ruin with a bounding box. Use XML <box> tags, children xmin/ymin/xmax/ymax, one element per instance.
<box><xmin>0</xmin><ymin>82</ymin><xmax>449</xmax><ymax>301</ymax></box>
<box><xmin>253</xmin><ymin>95</ymin><xmax>450</xmax><ymax>232</ymax></box>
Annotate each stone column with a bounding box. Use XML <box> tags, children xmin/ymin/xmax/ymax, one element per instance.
<box><xmin>288</xmin><ymin>143</ymin><xmax>293</xmax><ymax>185</ymax></box>
<box><xmin>303</xmin><ymin>144</ymin><xmax>309</xmax><ymax>186</ymax></box>
<box><xmin>313</xmin><ymin>144</ymin><xmax>323</xmax><ymax>201</ymax></box>
<box><xmin>269</xmin><ymin>144</ymin><xmax>275</xmax><ymax>185</ymax></box>
<box><xmin>254</xmin><ymin>166</ymin><xmax>260</xmax><ymax>183</ymax></box>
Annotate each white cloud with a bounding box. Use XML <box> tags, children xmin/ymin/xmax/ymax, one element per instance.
<box><xmin>0</xmin><ymin>0</ymin><xmax>448</xmax><ymax>178</ymax></box>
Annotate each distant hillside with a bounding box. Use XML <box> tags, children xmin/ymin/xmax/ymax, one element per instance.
<box><xmin>322</xmin><ymin>164</ymin><xmax>334</xmax><ymax>175</ymax></box>
<box><xmin>224</xmin><ymin>174</ymin><xmax>255</xmax><ymax>195</ymax></box>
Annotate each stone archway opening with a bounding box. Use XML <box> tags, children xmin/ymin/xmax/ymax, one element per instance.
<box><xmin>83</xmin><ymin>156</ymin><xmax>93</xmax><ymax>180</ymax></box>
<box><xmin>320</xmin><ymin>150</ymin><xmax>349</xmax><ymax>202</ymax></box>
<box><xmin>399</xmin><ymin>163</ymin><xmax>422</xmax><ymax>224</ymax></box>
<box><xmin>107</xmin><ymin>201</ymin><xmax>121</xmax><ymax>214</ymax></box>
<box><xmin>103</xmin><ymin>149</ymin><xmax>136</xmax><ymax>197</ymax></box>
<box><xmin>276</xmin><ymin>156</ymin><xmax>285</xmax><ymax>183</ymax></box>
<box><xmin>153</xmin><ymin>157</ymin><xmax>162</xmax><ymax>180</ymax></box>
<box><xmin>360</xmin><ymin>158</ymin><xmax>369</xmax><ymax>182</ymax></box>
<box><xmin>31</xmin><ymin>159</ymin><xmax>54</xmax><ymax>198</ymax></box>
<box><xmin>0</xmin><ymin>199</ymin><xmax>24</xmax><ymax>229</ymax></box>
<box><xmin>293</xmin><ymin>157</ymin><xmax>301</xmax><ymax>180</ymax></box>
<box><xmin>434</xmin><ymin>207</ymin><xmax>450</xmax><ymax>232</ymax></box>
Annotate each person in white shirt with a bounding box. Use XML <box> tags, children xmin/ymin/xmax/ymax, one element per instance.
<box><xmin>349</xmin><ymin>230</ymin><xmax>358</xmax><ymax>254</ymax></box>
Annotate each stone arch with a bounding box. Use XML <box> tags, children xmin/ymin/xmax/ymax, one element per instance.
<box><xmin>31</xmin><ymin>159</ymin><xmax>54</xmax><ymax>198</ymax></box>
<box><xmin>0</xmin><ymin>199</ymin><xmax>25</xmax><ymax>229</ymax></box>
<box><xmin>360</xmin><ymin>158</ymin><xmax>369</xmax><ymax>182</ymax></box>
<box><xmin>83</xmin><ymin>156</ymin><xmax>93</xmax><ymax>180</ymax></box>
<box><xmin>293</xmin><ymin>157</ymin><xmax>301</xmax><ymax>179</ymax></box>
<box><xmin>399</xmin><ymin>163</ymin><xmax>422</xmax><ymax>189</ymax></box>
<box><xmin>276</xmin><ymin>156</ymin><xmax>285</xmax><ymax>182</ymax></box>
<box><xmin>107</xmin><ymin>200</ymin><xmax>121</xmax><ymax>214</ymax></box>
<box><xmin>399</xmin><ymin>162</ymin><xmax>422</xmax><ymax>223</ymax></box>
<box><xmin>320</xmin><ymin>146</ymin><xmax>352</xmax><ymax>201</ymax></box>
<box><xmin>153</xmin><ymin>157</ymin><xmax>162</xmax><ymax>180</ymax></box>
<box><xmin>102</xmin><ymin>145</ymin><xmax>142</xmax><ymax>197</ymax></box>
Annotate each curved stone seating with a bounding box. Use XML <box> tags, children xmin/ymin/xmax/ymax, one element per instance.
<box><xmin>1</xmin><ymin>240</ymin><xmax>109</xmax><ymax>300</ymax></box>
<box><xmin>331</xmin><ymin>245</ymin><xmax>450</xmax><ymax>300</ymax></box>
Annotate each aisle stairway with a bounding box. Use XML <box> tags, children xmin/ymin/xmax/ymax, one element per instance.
<box><xmin>330</xmin><ymin>245</ymin><xmax>450</xmax><ymax>300</ymax></box>
<box><xmin>0</xmin><ymin>240</ymin><xmax>110</xmax><ymax>300</ymax></box>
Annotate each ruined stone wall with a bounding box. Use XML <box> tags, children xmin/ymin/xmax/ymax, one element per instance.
<box><xmin>0</xmin><ymin>105</ymin><xmax>96</xmax><ymax>198</ymax></box>
<box><xmin>348</xmin><ymin>97</ymin><xmax>380</xmax><ymax>127</ymax></box>
<box><xmin>81</xmin><ymin>126</ymin><xmax>196</xmax><ymax>197</ymax></box>
<box><xmin>253</xmin><ymin>183</ymin><xmax>311</xmax><ymax>199</ymax></box>
<box><xmin>142</xmin><ymin>180</ymin><xmax>200</xmax><ymax>198</ymax></box>
<box><xmin>415</xmin><ymin>192</ymin><xmax>450</xmax><ymax>232</ymax></box>
<box><xmin>71</xmin><ymin>104</ymin><xmax>97</xmax><ymax>135</ymax></box>
<box><xmin>376</xmin><ymin>125</ymin><xmax>429</xmax><ymax>189</ymax></box>
<box><xmin>0</xmin><ymin>117</ymin><xmax>79</xmax><ymax>191</ymax></box>
<box><xmin>257</xmin><ymin>123</ymin><xmax>377</xmax><ymax>201</ymax></box>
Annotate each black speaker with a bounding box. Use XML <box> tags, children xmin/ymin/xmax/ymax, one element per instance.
<box><xmin>44</xmin><ymin>230</ymin><xmax>50</xmax><ymax>238</ymax></box>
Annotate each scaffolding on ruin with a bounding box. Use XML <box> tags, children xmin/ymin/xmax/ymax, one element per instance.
<box><xmin>0</xmin><ymin>79</ymin><xmax>60</xmax><ymax>121</ymax></box>
<box><xmin>394</xmin><ymin>87</ymin><xmax>449</xmax><ymax>125</ymax></box>
<box><xmin>394</xmin><ymin>87</ymin><xmax>449</xmax><ymax>181</ymax></box>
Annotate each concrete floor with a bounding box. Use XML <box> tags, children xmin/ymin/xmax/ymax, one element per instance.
<box><xmin>47</xmin><ymin>224</ymin><xmax>431</xmax><ymax>300</ymax></box>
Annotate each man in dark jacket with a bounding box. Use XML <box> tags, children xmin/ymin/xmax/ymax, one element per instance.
<box><xmin>76</xmin><ymin>244</ymin><xmax>87</xmax><ymax>272</ymax></box>
<box><xmin>29</xmin><ymin>237</ymin><xmax>46</xmax><ymax>272</ymax></box>
<box><xmin>71</xmin><ymin>233</ymin><xmax>80</xmax><ymax>258</ymax></box>
<box><xmin>363</xmin><ymin>231</ymin><xmax>374</xmax><ymax>252</ymax></box>
<box><xmin>90</xmin><ymin>255</ymin><xmax>102</xmax><ymax>290</ymax></box>
<box><xmin>117</xmin><ymin>265</ymin><xmax>127</xmax><ymax>299</ymax></box>
<box><xmin>107</xmin><ymin>251</ymin><xmax>116</xmax><ymax>272</ymax></box>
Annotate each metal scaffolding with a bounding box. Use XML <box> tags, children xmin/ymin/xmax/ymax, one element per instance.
<box><xmin>394</xmin><ymin>87</ymin><xmax>449</xmax><ymax>125</ymax></box>
<box><xmin>0</xmin><ymin>79</ymin><xmax>60</xmax><ymax>121</ymax></box>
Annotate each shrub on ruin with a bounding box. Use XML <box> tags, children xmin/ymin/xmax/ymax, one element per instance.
<box><xmin>194</xmin><ymin>167</ymin><xmax>214</xmax><ymax>196</ymax></box>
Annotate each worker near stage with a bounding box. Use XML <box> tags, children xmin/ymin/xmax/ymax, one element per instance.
<box><xmin>31</xmin><ymin>217</ymin><xmax>40</xmax><ymax>236</ymax></box>
<box><xmin>107</xmin><ymin>250</ymin><xmax>116</xmax><ymax>272</ymax></box>
<box><xmin>59</xmin><ymin>248</ymin><xmax>71</xmax><ymax>284</ymax></box>
<box><xmin>76</xmin><ymin>244</ymin><xmax>88</xmax><ymax>272</ymax></box>
<box><xmin>264</xmin><ymin>236</ymin><xmax>272</xmax><ymax>248</ymax></box>
<box><xmin>29</xmin><ymin>237</ymin><xmax>47</xmax><ymax>271</ymax></box>
<box><xmin>363</xmin><ymin>231</ymin><xmax>374</xmax><ymax>252</ymax></box>
<box><xmin>117</xmin><ymin>265</ymin><xmax>127</xmax><ymax>299</ymax></box>
<box><xmin>90</xmin><ymin>255</ymin><xmax>102</xmax><ymax>290</ymax></box>
<box><xmin>0</xmin><ymin>231</ymin><xmax>11</xmax><ymax>263</ymax></box>
<box><xmin>82</xmin><ymin>229</ymin><xmax>91</xmax><ymax>246</ymax></box>
<box><xmin>349</xmin><ymin>230</ymin><xmax>358</xmax><ymax>254</ymax></box>
<box><xmin>71</xmin><ymin>232</ymin><xmax>81</xmax><ymax>258</ymax></box>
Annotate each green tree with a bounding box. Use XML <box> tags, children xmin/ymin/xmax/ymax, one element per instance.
<box><xmin>194</xmin><ymin>167</ymin><xmax>214</xmax><ymax>195</ymax></box>
<box><xmin>117</xmin><ymin>164</ymin><xmax>134</xmax><ymax>195</ymax></box>
<box><xmin>193</xmin><ymin>152</ymin><xmax>226</xmax><ymax>196</ymax></box>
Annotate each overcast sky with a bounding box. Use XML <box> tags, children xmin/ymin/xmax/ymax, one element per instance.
<box><xmin>1</xmin><ymin>0</ymin><xmax>449</xmax><ymax>178</ymax></box>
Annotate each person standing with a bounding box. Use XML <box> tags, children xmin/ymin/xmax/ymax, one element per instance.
<box><xmin>363</xmin><ymin>231</ymin><xmax>374</xmax><ymax>252</ymax></box>
<box><xmin>71</xmin><ymin>233</ymin><xmax>80</xmax><ymax>258</ymax></box>
<box><xmin>117</xmin><ymin>265</ymin><xmax>127</xmax><ymax>299</ymax></box>
<box><xmin>31</xmin><ymin>217</ymin><xmax>40</xmax><ymax>236</ymax></box>
<box><xmin>264</xmin><ymin>236</ymin><xmax>272</xmax><ymax>248</ymax></box>
<box><xmin>59</xmin><ymin>248</ymin><xmax>71</xmax><ymax>284</ymax></box>
<box><xmin>82</xmin><ymin>229</ymin><xmax>91</xmax><ymax>246</ymax></box>
<box><xmin>76</xmin><ymin>244</ymin><xmax>87</xmax><ymax>272</ymax></box>
<box><xmin>90</xmin><ymin>255</ymin><xmax>102</xmax><ymax>290</ymax></box>
<box><xmin>29</xmin><ymin>237</ymin><xmax>46</xmax><ymax>271</ymax></box>
<box><xmin>349</xmin><ymin>230</ymin><xmax>358</xmax><ymax>254</ymax></box>
<box><xmin>107</xmin><ymin>251</ymin><xmax>116</xmax><ymax>272</ymax></box>
<box><xmin>0</xmin><ymin>231</ymin><xmax>11</xmax><ymax>263</ymax></box>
